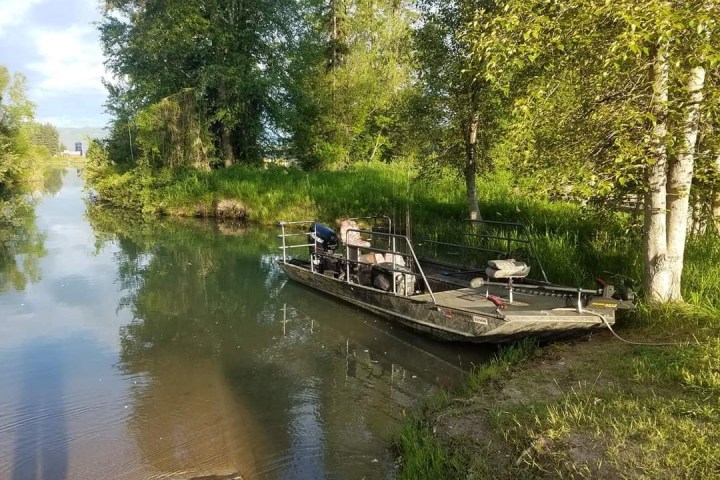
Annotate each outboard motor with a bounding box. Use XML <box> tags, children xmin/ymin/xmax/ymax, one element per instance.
<box><xmin>308</xmin><ymin>223</ymin><xmax>338</xmax><ymax>255</ymax></box>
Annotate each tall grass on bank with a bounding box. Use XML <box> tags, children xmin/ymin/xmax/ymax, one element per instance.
<box><xmin>87</xmin><ymin>160</ymin><xmax>468</xmax><ymax>225</ymax></box>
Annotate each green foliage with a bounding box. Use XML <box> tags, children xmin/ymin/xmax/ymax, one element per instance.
<box><xmin>470</xmin><ymin>0</ymin><xmax>720</xmax><ymax>205</ymax></box>
<box><xmin>100</xmin><ymin>0</ymin><xmax>298</xmax><ymax>166</ymax></box>
<box><xmin>29</xmin><ymin>122</ymin><xmax>60</xmax><ymax>155</ymax></box>
<box><xmin>408</xmin><ymin>0</ymin><xmax>504</xmax><ymax>175</ymax></box>
<box><xmin>286</xmin><ymin>0</ymin><xmax>415</xmax><ymax>169</ymax></box>
<box><xmin>134</xmin><ymin>90</ymin><xmax>212</xmax><ymax>169</ymax></box>
<box><xmin>0</xmin><ymin>66</ymin><xmax>38</xmax><ymax>188</ymax></box>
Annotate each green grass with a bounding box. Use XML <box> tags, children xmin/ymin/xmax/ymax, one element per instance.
<box><xmin>45</xmin><ymin>155</ymin><xmax>87</xmax><ymax>168</ymax></box>
<box><xmin>498</xmin><ymin>336</ymin><xmax>720</xmax><ymax>478</ymax></box>
<box><xmin>395</xmin><ymin>391</ymin><xmax>466</xmax><ymax>480</ymax></box>
<box><xmin>395</xmin><ymin>341</ymin><xmax>539</xmax><ymax>479</ymax></box>
<box><xmin>397</xmin><ymin>333</ymin><xmax>720</xmax><ymax>479</ymax></box>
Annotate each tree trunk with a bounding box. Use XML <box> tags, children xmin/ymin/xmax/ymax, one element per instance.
<box><xmin>222</xmin><ymin>126</ymin><xmax>234</xmax><ymax>168</ymax></box>
<box><xmin>666</xmin><ymin>65</ymin><xmax>706</xmax><ymax>300</ymax></box>
<box><xmin>217</xmin><ymin>86</ymin><xmax>235</xmax><ymax>167</ymax></box>
<box><xmin>464</xmin><ymin>107</ymin><xmax>481</xmax><ymax>221</ymax></box>
<box><xmin>643</xmin><ymin>44</ymin><xmax>672</xmax><ymax>302</ymax></box>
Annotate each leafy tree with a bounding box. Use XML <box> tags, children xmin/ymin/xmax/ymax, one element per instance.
<box><xmin>409</xmin><ymin>0</ymin><xmax>504</xmax><ymax>220</ymax></box>
<box><xmin>100</xmin><ymin>0</ymin><xmax>297</xmax><ymax>167</ymax></box>
<box><xmin>0</xmin><ymin>66</ymin><xmax>35</xmax><ymax>188</ymax></box>
<box><xmin>134</xmin><ymin>89</ymin><xmax>211</xmax><ymax>169</ymax></box>
<box><xmin>30</xmin><ymin>122</ymin><xmax>60</xmax><ymax>155</ymax></box>
<box><xmin>471</xmin><ymin>0</ymin><xmax>720</xmax><ymax>302</ymax></box>
<box><xmin>286</xmin><ymin>0</ymin><xmax>414</xmax><ymax>169</ymax></box>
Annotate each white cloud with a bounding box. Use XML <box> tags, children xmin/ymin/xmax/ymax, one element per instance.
<box><xmin>27</xmin><ymin>23</ymin><xmax>107</xmax><ymax>99</ymax></box>
<box><xmin>0</xmin><ymin>0</ymin><xmax>44</xmax><ymax>36</ymax></box>
<box><xmin>38</xmin><ymin>112</ymin><xmax>109</xmax><ymax>129</ymax></box>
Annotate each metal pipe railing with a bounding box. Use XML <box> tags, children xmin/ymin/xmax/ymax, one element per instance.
<box><xmin>423</xmin><ymin>227</ymin><xmax>550</xmax><ymax>284</ymax></box>
<box><xmin>467</xmin><ymin>219</ymin><xmax>549</xmax><ymax>283</ymax></box>
<box><xmin>278</xmin><ymin>220</ymin><xmax>315</xmax><ymax>265</ymax></box>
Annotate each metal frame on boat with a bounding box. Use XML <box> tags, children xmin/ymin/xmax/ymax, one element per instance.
<box><xmin>277</xmin><ymin>218</ymin><xmax>620</xmax><ymax>343</ymax></box>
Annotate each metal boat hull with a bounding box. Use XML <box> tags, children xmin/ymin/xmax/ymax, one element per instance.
<box><xmin>279</xmin><ymin>260</ymin><xmax>614</xmax><ymax>343</ymax></box>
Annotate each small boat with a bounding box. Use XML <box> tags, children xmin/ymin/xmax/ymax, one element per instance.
<box><xmin>277</xmin><ymin>217</ymin><xmax>625</xmax><ymax>343</ymax></box>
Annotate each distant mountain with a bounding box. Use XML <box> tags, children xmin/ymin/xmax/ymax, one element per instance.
<box><xmin>57</xmin><ymin>127</ymin><xmax>108</xmax><ymax>152</ymax></box>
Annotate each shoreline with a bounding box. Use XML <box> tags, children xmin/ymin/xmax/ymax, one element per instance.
<box><xmin>395</xmin><ymin>324</ymin><xmax>720</xmax><ymax>479</ymax></box>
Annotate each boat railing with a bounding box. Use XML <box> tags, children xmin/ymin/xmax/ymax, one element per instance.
<box><xmin>278</xmin><ymin>220</ymin><xmax>317</xmax><ymax>264</ymax></box>
<box><xmin>278</xmin><ymin>220</ymin><xmax>436</xmax><ymax>303</ymax></box>
<box><xmin>344</xmin><ymin>227</ymin><xmax>437</xmax><ymax>304</ymax></box>
<box><xmin>420</xmin><ymin>219</ymin><xmax>550</xmax><ymax>283</ymax></box>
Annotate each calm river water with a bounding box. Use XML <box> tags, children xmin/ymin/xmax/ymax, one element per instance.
<box><xmin>0</xmin><ymin>169</ymin><xmax>491</xmax><ymax>479</ymax></box>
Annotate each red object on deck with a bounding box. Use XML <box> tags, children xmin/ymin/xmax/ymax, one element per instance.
<box><xmin>487</xmin><ymin>295</ymin><xmax>506</xmax><ymax>309</ymax></box>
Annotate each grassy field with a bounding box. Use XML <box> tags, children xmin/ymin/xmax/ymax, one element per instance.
<box><xmin>45</xmin><ymin>155</ymin><xmax>87</xmax><ymax>169</ymax></box>
<box><xmin>85</xmin><ymin>160</ymin><xmax>720</xmax><ymax>478</ymax></box>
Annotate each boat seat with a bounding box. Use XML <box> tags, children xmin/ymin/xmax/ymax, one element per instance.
<box><xmin>486</xmin><ymin>259</ymin><xmax>530</xmax><ymax>279</ymax></box>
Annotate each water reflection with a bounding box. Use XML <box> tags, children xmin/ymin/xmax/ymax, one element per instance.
<box><xmin>11</xmin><ymin>343</ymin><xmax>68</xmax><ymax>480</ymax></box>
<box><xmin>0</xmin><ymin>168</ymin><xmax>68</xmax><ymax>293</ymax></box>
<box><xmin>1</xmin><ymin>170</ymin><xmax>493</xmax><ymax>479</ymax></box>
<box><xmin>0</xmin><ymin>196</ymin><xmax>46</xmax><ymax>292</ymax></box>
<box><xmin>41</xmin><ymin>168</ymin><xmax>67</xmax><ymax>197</ymax></box>
<box><xmin>88</xmin><ymin>207</ymin><xmax>492</xmax><ymax>478</ymax></box>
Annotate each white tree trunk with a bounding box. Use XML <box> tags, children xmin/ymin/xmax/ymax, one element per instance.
<box><xmin>666</xmin><ymin>65</ymin><xmax>706</xmax><ymax>301</ymax></box>
<box><xmin>465</xmin><ymin>108</ymin><xmax>482</xmax><ymax>221</ymax></box>
<box><xmin>643</xmin><ymin>44</ymin><xmax>672</xmax><ymax>302</ymax></box>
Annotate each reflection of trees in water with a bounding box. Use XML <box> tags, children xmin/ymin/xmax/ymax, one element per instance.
<box><xmin>0</xmin><ymin>168</ymin><xmax>69</xmax><ymax>292</ymax></box>
<box><xmin>88</xmin><ymin>208</ymin><xmax>292</xmax><ymax>475</ymax></box>
<box><xmin>87</xmin><ymin>208</ymin><xmax>452</xmax><ymax>478</ymax></box>
<box><xmin>41</xmin><ymin>168</ymin><xmax>67</xmax><ymax>197</ymax></box>
<box><xmin>0</xmin><ymin>196</ymin><xmax>46</xmax><ymax>292</ymax></box>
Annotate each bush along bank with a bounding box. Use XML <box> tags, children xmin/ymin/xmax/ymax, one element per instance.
<box><xmin>84</xmin><ymin>147</ymin><xmax>466</xmax><ymax>226</ymax></box>
<box><xmin>84</xmin><ymin>143</ymin><xmax>615</xmax><ymax>233</ymax></box>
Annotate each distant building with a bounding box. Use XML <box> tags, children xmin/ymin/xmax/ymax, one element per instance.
<box><xmin>61</xmin><ymin>150</ymin><xmax>82</xmax><ymax>157</ymax></box>
<box><xmin>74</xmin><ymin>142</ymin><xmax>83</xmax><ymax>156</ymax></box>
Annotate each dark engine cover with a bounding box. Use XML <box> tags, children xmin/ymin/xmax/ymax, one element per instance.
<box><xmin>308</xmin><ymin>223</ymin><xmax>338</xmax><ymax>254</ymax></box>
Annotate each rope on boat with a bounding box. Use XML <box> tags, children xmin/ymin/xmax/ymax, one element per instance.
<box><xmin>580</xmin><ymin>309</ymin><xmax>694</xmax><ymax>347</ymax></box>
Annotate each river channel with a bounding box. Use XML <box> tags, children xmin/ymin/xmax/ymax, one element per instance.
<box><xmin>0</xmin><ymin>169</ymin><xmax>492</xmax><ymax>479</ymax></box>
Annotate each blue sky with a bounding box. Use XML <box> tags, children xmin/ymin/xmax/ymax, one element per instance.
<box><xmin>0</xmin><ymin>0</ymin><xmax>109</xmax><ymax>127</ymax></box>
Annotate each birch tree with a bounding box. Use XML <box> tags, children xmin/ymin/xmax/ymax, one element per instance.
<box><xmin>472</xmin><ymin>0</ymin><xmax>720</xmax><ymax>302</ymax></box>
